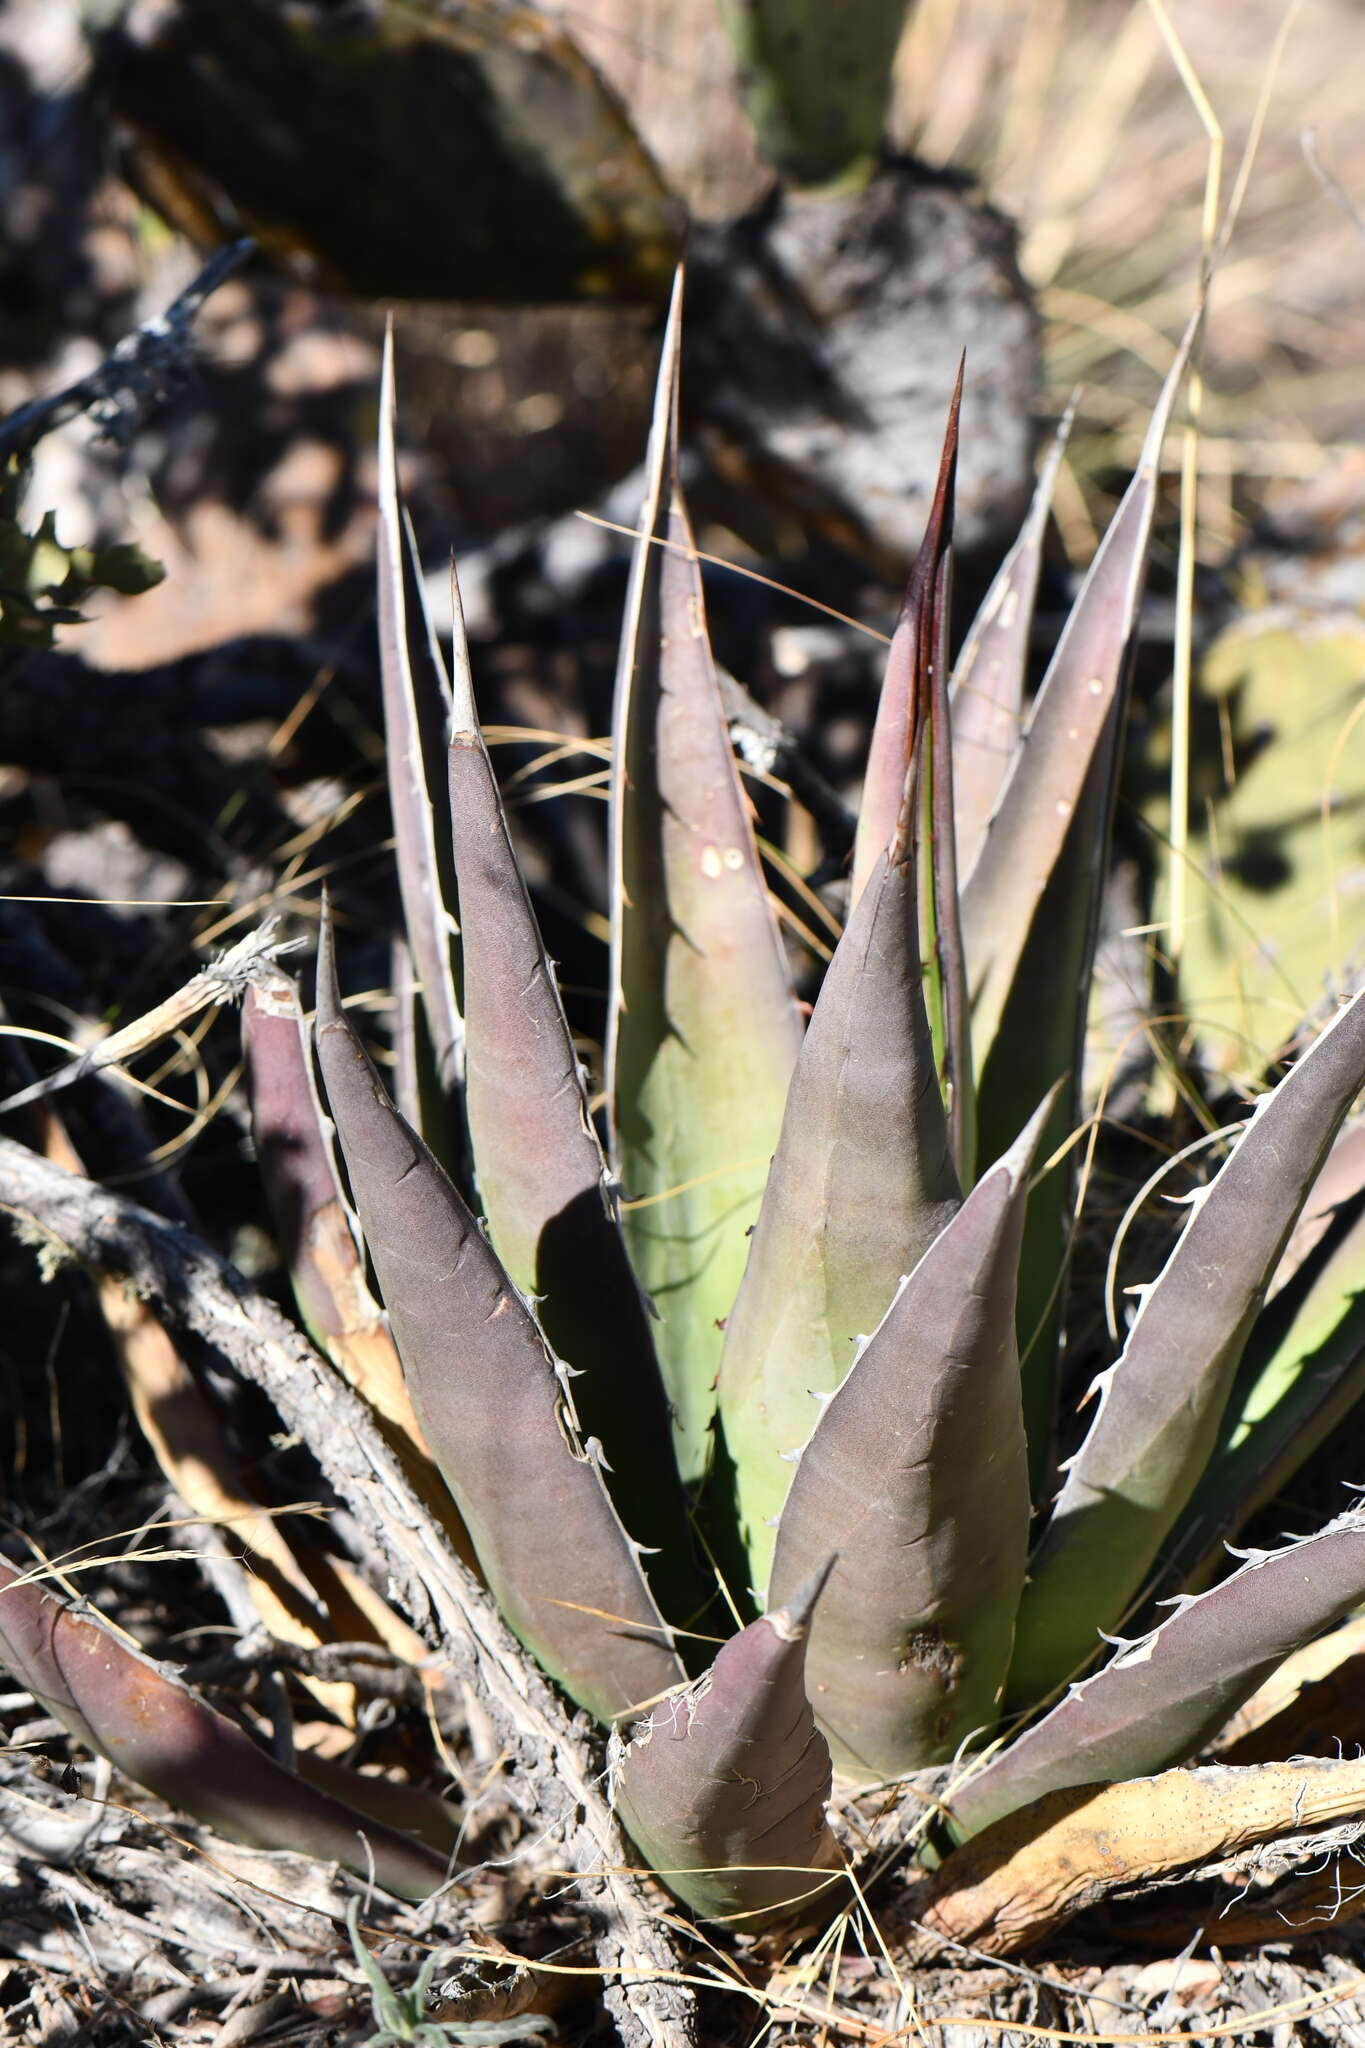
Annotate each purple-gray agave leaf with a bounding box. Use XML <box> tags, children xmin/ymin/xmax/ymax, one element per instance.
<box><xmin>377</xmin><ymin>325</ymin><xmax>463</xmax><ymax>1107</ymax></box>
<box><xmin>443</xmin><ymin>567</ymin><xmax>691</xmax><ymax>1595</ymax></box>
<box><xmin>610</xmin><ymin>1562</ymin><xmax>845</xmax><ymax>1927</ymax></box>
<box><xmin>949</xmin><ymin>394</ymin><xmax>1077</xmax><ymax>879</ymax></box>
<box><xmin>0</xmin><ymin>1554</ymin><xmax>448</xmax><ymax>1900</ymax></box>
<box><xmin>767</xmin><ymin>1094</ymin><xmax>1052</xmax><ymax>1778</ymax></box>
<box><xmin>949</xmin><ymin>1507</ymin><xmax>1365</xmax><ymax>1840</ymax></box>
<box><xmin>961</xmin><ymin>319</ymin><xmax>1199</xmax><ymax>1476</ymax></box>
<box><xmin>312</xmin><ymin>901</ymin><xmax>683</xmax><ymax>1724</ymax></box>
<box><xmin>1010</xmin><ymin>983</ymin><xmax>1365</xmax><ymax>1704</ymax></box>
<box><xmin>718</xmin><ymin>588</ymin><xmax>963</xmax><ymax>1592</ymax></box>
<box><xmin>242</xmin><ymin>972</ymin><xmax>364</xmax><ymax>1354</ymax></box>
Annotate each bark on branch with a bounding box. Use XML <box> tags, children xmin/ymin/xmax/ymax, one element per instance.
<box><xmin>0</xmin><ymin>1135</ymin><xmax>694</xmax><ymax>2048</ymax></box>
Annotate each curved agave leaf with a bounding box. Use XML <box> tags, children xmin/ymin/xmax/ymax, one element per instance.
<box><xmin>610</xmin><ymin>1564</ymin><xmax>843</xmax><ymax>1926</ymax></box>
<box><xmin>1164</xmin><ymin>1120</ymin><xmax>1365</xmax><ymax>1589</ymax></box>
<box><xmin>0</xmin><ymin>1555</ymin><xmax>448</xmax><ymax>1900</ymax></box>
<box><xmin>949</xmin><ymin>395</ymin><xmax>1076</xmax><ymax>879</ymax></box>
<box><xmin>313</xmin><ymin>905</ymin><xmax>683</xmax><ymax>1724</ymax></box>
<box><xmin>377</xmin><ymin>328</ymin><xmax>463</xmax><ymax>1112</ymax></box>
<box><xmin>1010</xmin><ymin>985</ymin><xmax>1365</xmax><ymax>1704</ymax></box>
<box><xmin>961</xmin><ymin>316</ymin><xmax>1198</xmax><ymax>1478</ymax></box>
<box><xmin>767</xmin><ymin>1098</ymin><xmax>1050</xmax><ymax>1777</ymax></box>
<box><xmin>443</xmin><ymin>570</ymin><xmax>693</xmax><ymax>1598</ymax></box>
<box><xmin>950</xmin><ymin>1508</ymin><xmax>1365</xmax><ymax>1840</ymax></box>
<box><xmin>606</xmin><ymin>272</ymin><xmax>804</xmax><ymax>1481</ymax></box>
<box><xmin>717</xmin><ymin>778</ymin><xmax>961</xmax><ymax>1594</ymax></box>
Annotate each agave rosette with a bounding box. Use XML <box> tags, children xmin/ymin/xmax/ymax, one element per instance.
<box><xmin>3</xmin><ymin>277</ymin><xmax>1364</xmax><ymax>1942</ymax></box>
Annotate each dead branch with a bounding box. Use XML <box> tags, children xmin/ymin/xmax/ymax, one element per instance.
<box><xmin>0</xmin><ymin>1134</ymin><xmax>695</xmax><ymax>2048</ymax></box>
<box><xmin>0</xmin><ymin>238</ymin><xmax>255</xmax><ymax>463</ymax></box>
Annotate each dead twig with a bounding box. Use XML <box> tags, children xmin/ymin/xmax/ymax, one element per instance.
<box><xmin>0</xmin><ymin>918</ymin><xmax>300</xmax><ymax>1117</ymax></box>
<box><xmin>0</xmin><ymin>239</ymin><xmax>255</xmax><ymax>464</ymax></box>
<box><xmin>183</xmin><ymin>1630</ymin><xmax>432</xmax><ymax>1705</ymax></box>
<box><xmin>0</xmin><ymin>1135</ymin><xmax>694</xmax><ymax>2048</ymax></box>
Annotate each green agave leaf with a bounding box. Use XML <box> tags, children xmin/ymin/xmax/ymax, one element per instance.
<box><xmin>767</xmin><ymin>1096</ymin><xmax>1051</xmax><ymax>1778</ymax></box>
<box><xmin>1164</xmin><ymin>1120</ymin><xmax>1365</xmax><ymax>1590</ymax></box>
<box><xmin>1009</xmin><ymin>983</ymin><xmax>1365</xmax><ymax>1705</ymax></box>
<box><xmin>313</xmin><ymin>904</ymin><xmax>683</xmax><ymax>1724</ymax></box>
<box><xmin>0</xmin><ymin>1554</ymin><xmax>448</xmax><ymax>1899</ymax></box>
<box><xmin>443</xmin><ymin>568</ymin><xmax>693</xmax><ymax>1602</ymax></box>
<box><xmin>949</xmin><ymin>395</ymin><xmax>1076</xmax><ymax>880</ymax></box>
<box><xmin>948</xmin><ymin>1507</ymin><xmax>1365</xmax><ymax>1841</ymax></box>
<box><xmin>717</xmin><ymin>753</ymin><xmax>961</xmax><ymax>1595</ymax></box>
<box><xmin>609</xmin><ymin>1563</ymin><xmax>844</xmax><ymax>1927</ymax></box>
<box><xmin>961</xmin><ymin>318</ymin><xmax>1198</xmax><ymax>1479</ymax></box>
<box><xmin>606</xmin><ymin>272</ymin><xmax>804</xmax><ymax>1482</ymax></box>
<box><xmin>377</xmin><ymin>327</ymin><xmax>463</xmax><ymax>1111</ymax></box>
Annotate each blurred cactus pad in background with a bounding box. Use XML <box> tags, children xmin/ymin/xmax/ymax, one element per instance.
<box><xmin>1</xmin><ymin>2</ymin><xmax>1365</xmax><ymax>2043</ymax></box>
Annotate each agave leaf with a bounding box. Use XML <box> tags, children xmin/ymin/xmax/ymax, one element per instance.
<box><xmin>0</xmin><ymin>1554</ymin><xmax>448</xmax><ymax>1900</ymax></box>
<box><xmin>767</xmin><ymin>1096</ymin><xmax>1050</xmax><ymax>1777</ymax></box>
<box><xmin>949</xmin><ymin>395</ymin><xmax>1077</xmax><ymax>879</ymax></box>
<box><xmin>1009</xmin><ymin>984</ymin><xmax>1365</xmax><ymax>1703</ymax></box>
<box><xmin>1217</xmin><ymin>1610</ymin><xmax>1365</xmax><ymax>1767</ymax></box>
<box><xmin>1163</xmin><ymin>1120</ymin><xmax>1365</xmax><ymax>1590</ymax></box>
<box><xmin>444</xmin><ymin>569</ymin><xmax>690</xmax><ymax>1590</ymax></box>
<box><xmin>243</xmin><ymin>971</ymin><xmax>475</xmax><ymax>1560</ymax></box>
<box><xmin>377</xmin><ymin>327</ymin><xmax>463</xmax><ymax>1110</ymax></box>
<box><xmin>915</xmin><ymin>367</ymin><xmax>972</xmax><ymax>1181</ymax></box>
<box><xmin>313</xmin><ymin>903</ymin><xmax>683</xmax><ymax>1724</ymax></box>
<box><xmin>389</xmin><ymin>933</ymin><xmax>422</xmax><ymax>1131</ymax></box>
<box><xmin>717</xmin><ymin>768</ymin><xmax>961</xmax><ymax>1594</ymax></box>
<box><xmin>950</xmin><ymin>1508</ymin><xmax>1365</xmax><ymax>1841</ymax></box>
<box><xmin>1267</xmin><ymin>1119</ymin><xmax>1365</xmax><ymax>1302</ymax></box>
<box><xmin>244</xmin><ymin>975</ymin><xmax>356</xmax><ymax>1353</ymax></box>
<box><xmin>300</xmin><ymin>1754</ymin><xmax>461</xmax><ymax>1857</ymax></box>
<box><xmin>610</xmin><ymin>1563</ymin><xmax>844</xmax><ymax>1926</ymax></box>
<box><xmin>851</xmin><ymin>367</ymin><xmax>961</xmax><ymax>910</ymax></box>
<box><xmin>961</xmin><ymin>317</ymin><xmax>1199</xmax><ymax>1055</ymax></box>
<box><xmin>606</xmin><ymin>271</ymin><xmax>804</xmax><ymax>1481</ymax></box>
<box><xmin>962</xmin><ymin>318</ymin><xmax>1198</xmax><ymax>1478</ymax></box>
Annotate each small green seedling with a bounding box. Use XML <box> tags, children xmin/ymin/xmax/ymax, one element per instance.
<box><xmin>347</xmin><ymin>1902</ymin><xmax>554</xmax><ymax>2048</ymax></box>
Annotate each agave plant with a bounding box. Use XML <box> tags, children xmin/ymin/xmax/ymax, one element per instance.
<box><xmin>4</xmin><ymin>273</ymin><xmax>1365</xmax><ymax>1972</ymax></box>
